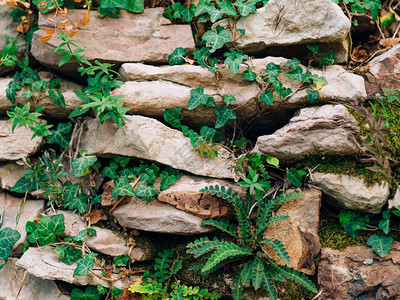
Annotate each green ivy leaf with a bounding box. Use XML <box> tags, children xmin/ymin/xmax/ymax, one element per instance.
<box><xmin>168</xmin><ymin>47</ymin><xmax>188</xmax><ymax>66</ymax></box>
<box><xmin>102</xmin><ymin>162</ymin><xmax>118</xmax><ymax>180</ymax></box>
<box><xmin>378</xmin><ymin>217</ymin><xmax>390</xmax><ymax>234</ymax></box>
<box><xmin>214</xmin><ymin>105</ymin><xmax>237</xmax><ymax>128</ymax></box>
<box><xmin>223</xmin><ymin>94</ymin><xmax>236</xmax><ymax>105</ymax></box>
<box><xmin>135</xmin><ymin>183</ymin><xmax>159</xmax><ymax>202</ymax></box>
<box><xmin>71</xmin><ymin>155</ymin><xmax>98</xmax><ymax>177</ymax></box>
<box><xmin>259</xmin><ymin>90</ymin><xmax>273</xmax><ymax>105</ymax></box>
<box><xmin>71</xmin><ymin>286</ymin><xmax>100</xmax><ymax>300</ymax></box>
<box><xmin>30</xmin><ymin>214</ymin><xmax>65</xmax><ymax>246</ymax></box>
<box><xmin>307</xmin><ymin>44</ymin><xmax>320</xmax><ymax>54</ymax></box>
<box><xmin>54</xmin><ymin>245</ymin><xmax>81</xmax><ymax>265</ymax></box>
<box><xmin>233</xmin><ymin>0</ymin><xmax>256</xmax><ymax>16</ymax></box>
<box><xmin>286</xmin><ymin>168</ymin><xmax>302</xmax><ymax>187</ymax></box>
<box><xmin>0</xmin><ymin>227</ymin><xmax>21</xmax><ymax>269</ymax></box>
<box><xmin>67</xmin><ymin>191</ymin><xmax>88</xmax><ymax>213</ymax></box>
<box><xmin>164</xmin><ymin>108</ymin><xmax>184</xmax><ymax>129</ymax></box>
<box><xmin>160</xmin><ymin>172</ymin><xmax>178</xmax><ymax>191</ymax></box>
<box><xmin>284</xmin><ymin>66</ymin><xmax>305</xmax><ymax>82</ymax></box>
<box><xmin>202</xmin><ymin>26</ymin><xmax>232</xmax><ymax>53</ymax></box>
<box><xmin>112</xmin><ymin>176</ymin><xmax>135</xmax><ymax>200</ymax></box>
<box><xmin>217</xmin><ymin>0</ymin><xmax>237</xmax><ymax>16</ymax></box>
<box><xmin>286</xmin><ymin>58</ymin><xmax>301</xmax><ymax>70</ymax></box>
<box><xmin>320</xmin><ymin>51</ymin><xmax>335</xmax><ymax>66</ymax></box>
<box><xmin>366</xmin><ymin>235</ymin><xmax>393</xmax><ymax>258</ymax></box>
<box><xmin>306</xmin><ymin>90</ymin><xmax>319</xmax><ymax>104</ymax></box>
<box><xmin>363</xmin><ymin>0</ymin><xmax>381</xmax><ymax>21</ymax></box>
<box><xmin>242</xmin><ymin>67</ymin><xmax>257</xmax><ymax>81</ymax></box>
<box><xmin>224</xmin><ymin>50</ymin><xmax>248</xmax><ymax>75</ymax></box>
<box><xmin>73</xmin><ymin>253</ymin><xmax>97</xmax><ymax>277</ymax></box>
<box><xmin>48</xmin><ymin>122</ymin><xmax>72</xmax><ymax>148</ymax></box>
<box><xmin>47</xmin><ymin>90</ymin><xmax>65</xmax><ymax>108</ymax></box>
<box><xmin>114</xmin><ymin>254</ymin><xmax>130</xmax><ymax>267</ymax></box>
<box><xmin>188</xmin><ymin>87</ymin><xmax>214</xmax><ymax>110</ymax></box>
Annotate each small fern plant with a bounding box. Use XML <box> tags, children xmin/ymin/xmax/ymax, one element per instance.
<box><xmin>128</xmin><ymin>249</ymin><xmax>222</xmax><ymax>300</ymax></box>
<box><xmin>187</xmin><ymin>185</ymin><xmax>318</xmax><ymax>299</ymax></box>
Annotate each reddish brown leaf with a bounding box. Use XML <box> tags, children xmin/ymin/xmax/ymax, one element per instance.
<box><xmin>38</xmin><ymin>34</ymin><xmax>53</xmax><ymax>43</ymax></box>
<box><xmin>84</xmin><ymin>210</ymin><xmax>107</xmax><ymax>225</ymax></box>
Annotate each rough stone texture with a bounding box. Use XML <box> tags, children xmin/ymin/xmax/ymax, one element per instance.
<box><xmin>16</xmin><ymin>246</ymin><xmax>140</xmax><ymax>289</ymax></box>
<box><xmin>77</xmin><ymin>116</ymin><xmax>236</xmax><ymax>179</ymax></box>
<box><xmin>0</xmin><ymin>120</ymin><xmax>43</xmax><ymax>161</ymax></box>
<box><xmin>0</xmin><ymin>258</ymin><xmax>69</xmax><ymax>300</ymax></box>
<box><xmin>253</xmin><ymin>105</ymin><xmax>360</xmax><ymax>160</ymax></box>
<box><xmin>0</xmin><ymin>192</ymin><xmax>45</xmax><ymax>254</ymax></box>
<box><xmin>365</xmin><ymin>43</ymin><xmax>400</xmax><ymax>97</ymax></box>
<box><xmin>0</xmin><ymin>162</ymin><xmax>25</xmax><ymax>190</ymax></box>
<box><xmin>117</xmin><ymin>59</ymin><xmax>366</xmax><ymax>128</ymax></box>
<box><xmin>318</xmin><ymin>243</ymin><xmax>400</xmax><ymax>299</ymax></box>
<box><xmin>158</xmin><ymin>175</ymin><xmax>246</xmax><ymax>218</ymax></box>
<box><xmin>113</xmin><ymin>196</ymin><xmax>215</xmax><ymax>235</ymax></box>
<box><xmin>0</xmin><ymin>5</ymin><xmax>28</xmax><ymax>76</ymax></box>
<box><xmin>32</xmin><ymin>8</ymin><xmax>195</xmax><ymax>73</ymax></box>
<box><xmin>388</xmin><ymin>187</ymin><xmax>400</xmax><ymax>210</ymax></box>
<box><xmin>312</xmin><ymin>172</ymin><xmax>390</xmax><ymax>214</ymax></box>
<box><xmin>0</xmin><ymin>73</ymin><xmax>84</xmax><ymax>118</ymax></box>
<box><xmin>50</xmin><ymin>210</ymin><xmax>147</xmax><ymax>261</ymax></box>
<box><xmin>263</xmin><ymin>189</ymin><xmax>321</xmax><ymax>275</ymax></box>
<box><xmin>214</xmin><ymin>0</ymin><xmax>350</xmax><ymax>63</ymax></box>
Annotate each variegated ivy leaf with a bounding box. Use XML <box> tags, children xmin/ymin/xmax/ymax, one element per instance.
<box><xmin>367</xmin><ymin>235</ymin><xmax>393</xmax><ymax>258</ymax></box>
<box><xmin>233</xmin><ymin>0</ymin><xmax>256</xmax><ymax>16</ymax></box>
<box><xmin>306</xmin><ymin>90</ymin><xmax>319</xmax><ymax>104</ymax></box>
<box><xmin>73</xmin><ymin>253</ymin><xmax>97</xmax><ymax>277</ymax></box>
<box><xmin>48</xmin><ymin>89</ymin><xmax>65</xmax><ymax>108</ymax></box>
<box><xmin>48</xmin><ymin>122</ymin><xmax>72</xmax><ymax>148</ymax></box>
<box><xmin>135</xmin><ymin>182</ymin><xmax>159</xmax><ymax>203</ymax></box>
<box><xmin>214</xmin><ymin>105</ymin><xmax>237</xmax><ymax>128</ymax></box>
<box><xmin>168</xmin><ymin>47</ymin><xmax>188</xmax><ymax>66</ymax></box>
<box><xmin>71</xmin><ymin>154</ymin><xmax>98</xmax><ymax>177</ymax></box>
<box><xmin>164</xmin><ymin>108</ymin><xmax>183</xmax><ymax>129</ymax></box>
<box><xmin>0</xmin><ymin>227</ymin><xmax>21</xmax><ymax>269</ymax></box>
<box><xmin>202</xmin><ymin>26</ymin><xmax>231</xmax><ymax>53</ymax></box>
<box><xmin>112</xmin><ymin>176</ymin><xmax>135</xmax><ymax>200</ymax></box>
<box><xmin>188</xmin><ymin>87</ymin><xmax>214</xmax><ymax>110</ymax></box>
<box><xmin>224</xmin><ymin>50</ymin><xmax>248</xmax><ymax>75</ymax></box>
<box><xmin>26</xmin><ymin>214</ymin><xmax>65</xmax><ymax>246</ymax></box>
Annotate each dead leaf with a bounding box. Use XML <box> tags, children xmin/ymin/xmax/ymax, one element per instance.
<box><xmin>38</xmin><ymin>34</ymin><xmax>53</xmax><ymax>43</ymax></box>
<box><xmin>351</xmin><ymin>45</ymin><xmax>368</xmax><ymax>62</ymax></box>
<box><xmin>80</xmin><ymin>11</ymin><xmax>90</xmax><ymax>26</ymax></box>
<box><xmin>379</xmin><ymin>38</ymin><xmax>400</xmax><ymax>48</ymax></box>
<box><xmin>84</xmin><ymin>210</ymin><xmax>107</xmax><ymax>225</ymax></box>
<box><xmin>184</xmin><ymin>56</ymin><xmax>195</xmax><ymax>65</ymax></box>
<box><xmin>42</xmin><ymin>29</ymin><xmax>55</xmax><ymax>35</ymax></box>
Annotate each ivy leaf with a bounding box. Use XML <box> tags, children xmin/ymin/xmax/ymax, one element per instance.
<box><xmin>135</xmin><ymin>183</ymin><xmax>159</xmax><ymax>203</ymax></box>
<box><xmin>307</xmin><ymin>44</ymin><xmax>320</xmax><ymax>54</ymax></box>
<box><xmin>73</xmin><ymin>254</ymin><xmax>96</xmax><ymax>277</ymax></box>
<box><xmin>378</xmin><ymin>213</ymin><xmax>390</xmax><ymax>234</ymax></box>
<box><xmin>285</xmin><ymin>58</ymin><xmax>301</xmax><ymax>70</ymax></box>
<box><xmin>217</xmin><ymin>0</ymin><xmax>237</xmax><ymax>16</ymax></box>
<box><xmin>164</xmin><ymin>108</ymin><xmax>183</xmax><ymax>129</ymax></box>
<box><xmin>114</xmin><ymin>254</ymin><xmax>130</xmax><ymax>267</ymax></box>
<box><xmin>194</xmin><ymin>0</ymin><xmax>213</xmax><ymax>16</ymax></box>
<box><xmin>188</xmin><ymin>87</ymin><xmax>214</xmax><ymax>110</ymax></box>
<box><xmin>259</xmin><ymin>90</ymin><xmax>273</xmax><ymax>105</ymax></box>
<box><xmin>202</xmin><ymin>26</ymin><xmax>231</xmax><ymax>53</ymax></box>
<box><xmin>0</xmin><ymin>227</ymin><xmax>21</xmax><ymax>269</ymax></box>
<box><xmin>112</xmin><ymin>176</ymin><xmax>135</xmax><ymax>200</ymax></box>
<box><xmin>224</xmin><ymin>50</ymin><xmax>248</xmax><ymax>75</ymax></box>
<box><xmin>34</xmin><ymin>214</ymin><xmax>65</xmax><ymax>246</ymax></box>
<box><xmin>306</xmin><ymin>90</ymin><xmax>319</xmax><ymax>104</ymax></box>
<box><xmin>160</xmin><ymin>172</ymin><xmax>178</xmax><ymax>191</ymax></box>
<box><xmin>48</xmin><ymin>90</ymin><xmax>65</xmax><ymax>108</ymax></box>
<box><xmin>214</xmin><ymin>105</ymin><xmax>237</xmax><ymax>128</ymax></box>
<box><xmin>286</xmin><ymin>168</ymin><xmax>302</xmax><ymax>187</ymax></box>
<box><xmin>208</xmin><ymin>6</ymin><xmax>225</xmax><ymax>23</ymax></box>
<box><xmin>242</xmin><ymin>67</ymin><xmax>257</xmax><ymax>81</ymax></box>
<box><xmin>54</xmin><ymin>246</ymin><xmax>81</xmax><ymax>265</ymax></box>
<box><xmin>168</xmin><ymin>47</ymin><xmax>188</xmax><ymax>66</ymax></box>
<box><xmin>266</xmin><ymin>62</ymin><xmax>281</xmax><ymax>77</ymax></box>
<box><xmin>71</xmin><ymin>286</ymin><xmax>100</xmax><ymax>300</ymax></box>
<box><xmin>200</xmin><ymin>126</ymin><xmax>216</xmax><ymax>139</ymax></box>
<box><xmin>366</xmin><ymin>235</ymin><xmax>393</xmax><ymax>258</ymax></box>
<box><xmin>233</xmin><ymin>0</ymin><xmax>256</xmax><ymax>16</ymax></box>
<box><xmin>284</xmin><ymin>66</ymin><xmax>305</xmax><ymax>82</ymax></box>
<box><xmin>71</xmin><ymin>155</ymin><xmax>98</xmax><ymax>177</ymax></box>
<box><xmin>223</xmin><ymin>94</ymin><xmax>236</xmax><ymax>105</ymax></box>
<box><xmin>320</xmin><ymin>51</ymin><xmax>335</xmax><ymax>66</ymax></box>
<box><xmin>48</xmin><ymin>122</ymin><xmax>72</xmax><ymax>148</ymax></box>
<box><xmin>67</xmin><ymin>191</ymin><xmax>88</xmax><ymax>213</ymax></box>
<box><xmin>101</xmin><ymin>162</ymin><xmax>119</xmax><ymax>180</ymax></box>
<box><xmin>364</xmin><ymin>0</ymin><xmax>381</xmax><ymax>21</ymax></box>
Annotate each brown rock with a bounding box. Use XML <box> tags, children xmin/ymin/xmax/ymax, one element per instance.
<box><xmin>365</xmin><ymin>43</ymin><xmax>400</xmax><ymax>97</ymax></box>
<box><xmin>101</xmin><ymin>181</ymin><xmax>117</xmax><ymax>207</ymax></box>
<box><xmin>158</xmin><ymin>175</ymin><xmax>245</xmax><ymax>218</ymax></box>
<box><xmin>0</xmin><ymin>162</ymin><xmax>25</xmax><ymax>190</ymax></box>
<box><xmin>318</xmin><ymin>243</ymin><xmax>400</xmax><ymax>299</ymax></box>
<box><xmin>263</xmin><ymin>188</ymin><xmax>322</xmax><ymax>275</ymax></box>
<box><xmin>31</xmin><ymin>9</ymin><xmax>195</xmax><ymax>74</ymax></box>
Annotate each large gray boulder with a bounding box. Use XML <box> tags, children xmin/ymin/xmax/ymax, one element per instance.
<box><xmin>31</xmin><ymin>8</ymin><xmax>195</xmax><ymax>74</ymax></box>
<box><xmin>77</xmin><ymin>116</ymin><xmax>236</xmax><ymax>179</ymax></box>
<box><xmin>214</xmin><ymin>0</ymin><xmax>351</xmax><ymax>63</ymax></box>
<box><xmin>113</xmin><ymin>196</ymin><xmax>215</xmax><ymax>235</ymax></box>
<box><xmin>312</xmin><ymin>172</ymin><xmax>390</xmax><ymax>214</ymax></box>
<box><xmin>253</xmin><ymin>105</ymin><xmax>360</xmax><ymax>160</ymax></box>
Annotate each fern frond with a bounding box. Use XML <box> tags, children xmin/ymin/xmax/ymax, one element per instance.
<box><xmin>201</xmin><ymin>218</ymin><xmax>237</xmax><ymax>238</ymax></box>
<box><xmin>251</xmin><ymin>256</ymin><xmax>265</xmax><ymax>290</ymax></box>
<box><xmin>240</xmin><ymin>260</ymin><xmax>253</xmax><ymax>285</ymax></box>
<box><xmin>201</xmin><ymin>242</ymin><xmax>252</xmax><ymax>274</ymax></box>
<box><xmin>233</xmin><ymin>196</ymin><xmax>251</xmax><ymax>243</ymax></box>
<box><xmin>275</xmin><ymin>191</ymin><xmax>302</xmax><ymax>205</ymax></box>
<box><xmin>154</xmin><ymin>249</ymin><xmax>174</xmax><ymax>282</ymax></box>
<box><xmin>255</xmin><ymin>200</ymin><xmax>275</xmax><ymax>236</ymax></box>
<box><xmin>200</xmin><ymin>185</ymin><xmax>240</xmax><ymax>206</ymax></box>
<box><xmin>231</xmin><ymin>271</ymin><xmax>244</xmax><ymax>300</ymax></box>
<box><xmin>269</xmin><ymin>260</ymin><xmax>318</xmax><ymax>293</ymax></box>
<box><xmin>262</xmin><ymin>239</ymin><xmax>290</xmax><ymax>265</ymax></box>
<box><xmin>187</xmin><ymin>237</ymin><xmax>230</xmax><ymax>258</ymax></box>
<box><xmin>265</xmin><ymin>215</ymin><xmax>289</xmax><ymax>227</ymax></box>
<box><xmin>262</xmin><ymin>273</ymin><xmax>277</xmax><ymax>300</ymax></box>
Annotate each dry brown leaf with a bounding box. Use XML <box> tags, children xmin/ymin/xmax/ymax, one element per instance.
<box><xmin>184</xmin><ymin>56</ymin><xmax>195</xmax><ymax>65</ymax></box>
<box><xmin>15</xmin><ymin>22</ymin><xmax>28</xmax><ymax>34</ymax></box>
<box><xmin>68</xmin><ymin>28</ymin><xmax>79</xmax><ymax>37</ymax></box>
<box><xmin>42</xmin><ymin>29</ymin><xmax>55</xmax><ymax>35</ymax></box>
<box><xmin>379</xmin><ymin>38</ymin><xmax>400</xmax><ymax>48</ymax></box>
<box><xmin>84</xmin><ymin>210</ymin><xmax>107</xmax><ymax>225</ymax></box>
<box><xmin>38</xmin><ymin>34</ymin><xmax>53</xmax><ymax>43</ymax></box>
<box><xmin>80</xmin><ymin>11</ymin><xmax>90</xmax><ymax>26</ymax></box>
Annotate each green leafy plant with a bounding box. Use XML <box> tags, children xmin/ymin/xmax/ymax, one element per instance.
<box><xmin>0</xmin><ymin>227</ymin><xmax>21</xmax><ymax>269</ymax></box>
<box><xmin>0</xmin><ymin>36</ymin><xmax>19</xmax><ymax>68</ymax></box>
<box><xmin>129</xmin><ymin>249</ymin><xmax>222</xmax><ymax>300</ymax></box>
